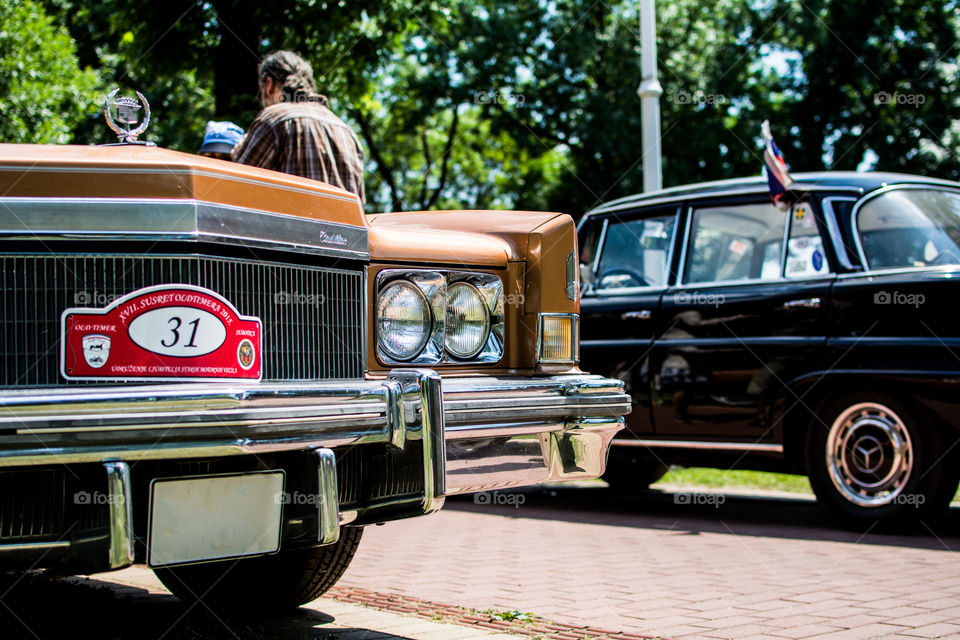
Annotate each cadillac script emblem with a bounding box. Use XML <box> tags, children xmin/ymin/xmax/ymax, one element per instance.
<box><xmin>81</xmin><ymin>334</ymin><xmax>111</xmax><ymax>368</ymax></box>
<box><xmin>103</xmin><ymin>88</ymin><xmax>151</xmax><ymax>143</ymax></box>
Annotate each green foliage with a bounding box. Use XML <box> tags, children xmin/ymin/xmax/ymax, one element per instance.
<box><xmin>17</xmin><ymin>0</ymin><xmax>960</xmax><ymax>213</ymax></box>
<box><xmin>766</xmin><ymin>0</ymin><xmax>960</xmax><ymax>178</ymax></box>
<box><xmin>0</xmin><ymin>0</ymin><xmax>98</xmax><ymax>144</ymax></box>
<box><xmin>483</xmin><ymin>608</ymin><xmax>536</xmax><ymax>622</ymax></box>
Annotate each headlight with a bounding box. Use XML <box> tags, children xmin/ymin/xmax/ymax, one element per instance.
<box><xmin>445</xmin><ymin>282</ymin><xmax>490</xmax><ymax>359</ymax></box>
<box><xmin>377</xmin><ymin>281</ymin><xmax>431</xmax><ymax>361</ymax></box>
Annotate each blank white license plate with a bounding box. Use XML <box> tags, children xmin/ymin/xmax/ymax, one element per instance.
<box><xmin>148</xmin><ymin>471</ymin><xmax>285</xmax><ymax>567</ymax></box>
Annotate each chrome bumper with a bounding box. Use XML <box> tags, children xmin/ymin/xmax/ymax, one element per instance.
<box><xmin>0</xmin><ymin>371</ymin><xmax>627</xmax><ymax>569</ymax></box>
<box><xmin>439</xmin><ymin>375</ymin><xmax>628</xmax><ymax>494</ymax></box>
<box><xmin>0</xmin><ymin>372</ymin><xmax>628</xmax><ymax>489</ymax></box>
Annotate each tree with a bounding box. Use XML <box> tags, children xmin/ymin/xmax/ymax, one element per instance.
<box><xmin>29</xmin><ymin>0</ymin><xmax>960</xmax><ymax>211</ymax></box>
<box><xmin>400</xmin><ymin>0</ymin><xmax>776</xmax><ymax>213</ymax></box>
<box><xmin>0</xmin><ymin>0</ymin><xmax>98</xmax><ymax>144</ymax></box>
<box><xmin>766</xmin><ymin>0</ymin><xmax>960</xmax><ymax>179</ymax></box>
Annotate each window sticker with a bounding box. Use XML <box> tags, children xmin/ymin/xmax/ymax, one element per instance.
<box><xmin>812</xmin><ymin>249</ymin><xmax>824</xmax><ymax>272</ymax></box>
<box><xmin>794</xmin><ymin>203</ymin><xmax>815</xmax><ymax>228</ymax></box>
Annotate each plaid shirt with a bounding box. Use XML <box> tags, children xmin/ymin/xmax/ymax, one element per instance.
<box><xmin>232</xmin><ymin>100</ymin><xmax>366</xmax><ymax>203</ymax></box>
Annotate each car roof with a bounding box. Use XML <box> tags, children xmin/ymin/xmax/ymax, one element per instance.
<box><xmin>586</xmin><ymin>171</ymin><xmax>960</xmax><ymax>216</ymax></box>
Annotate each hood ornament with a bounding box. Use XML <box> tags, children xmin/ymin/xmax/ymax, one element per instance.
<box><xmin>103</xmin><ymin>88</ymin><xmax>153</xmax><ymax>144</ymax></box>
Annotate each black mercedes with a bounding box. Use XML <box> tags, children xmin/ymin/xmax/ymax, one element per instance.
<box><xmin>578</xmin><ymin>172</ymin><xmax>960</xmax><ymax>524</ymax></box>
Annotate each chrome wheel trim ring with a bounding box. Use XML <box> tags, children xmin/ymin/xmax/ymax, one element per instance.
<box><xmin>826</xmin><ymin>402</ymin><xmax>914</xmax><ymax>508</ymax></box>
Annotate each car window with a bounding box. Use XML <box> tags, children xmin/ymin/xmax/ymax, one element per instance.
<box><xmin>857</xmin><ymin>188</ymin><xmax>960</xmax><ymax>270</ymax></box>
<box><xmin>684</xmin><ymin>202</ymin><xmax>786</xmax><ymax>284</ymax></box>
<box><xmin>785</xmin><ymin>202</ymin><xmax>831</xmax><ymax>279</ymax></box>
<box><xmin>595</xmin><ymin>215</ymin><xmax>676</xmax><ymax>289</ymax></box>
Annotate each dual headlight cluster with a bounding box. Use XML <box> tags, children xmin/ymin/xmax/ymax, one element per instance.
<box><xmin>376</xmin><ymin>270</ymin><xmax>505</xmax><ymax>364</ymax></box>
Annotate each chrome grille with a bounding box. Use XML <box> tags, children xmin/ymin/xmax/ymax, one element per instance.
<box><xmin>0</xmin><ymin>254</ymin><xmax>365</xmax><ymax>386</ymax></box>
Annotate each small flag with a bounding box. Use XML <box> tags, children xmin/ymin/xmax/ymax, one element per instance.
<box><xmin>761</xmin><ymin>120</ymin><xmax>793</xmax><ymax>208</ymax></box>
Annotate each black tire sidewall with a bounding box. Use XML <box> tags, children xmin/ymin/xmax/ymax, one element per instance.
<box><xmin>154</xmin><ymin>526</ymin><xmax>364</xmax><ymax>613</ymax></box>
<box><xmin>603</xmin><ymin>453</ymin><xmax>669</xmax><ymax>491</ymax></box>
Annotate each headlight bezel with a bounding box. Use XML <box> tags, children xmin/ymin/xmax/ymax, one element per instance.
<box><xmin>375</xmin><ymin>269</ymin><xmax>504</xmax><ymax>365</ymax></box>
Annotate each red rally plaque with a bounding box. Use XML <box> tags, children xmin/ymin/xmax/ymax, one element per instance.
<box><xmin>61</xmin><ymin>285</ymin><xmax>262</xmax><ymax>381</ymax></box>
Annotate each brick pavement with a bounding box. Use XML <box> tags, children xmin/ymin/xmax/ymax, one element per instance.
<box><xmin>338</xmin><ymin>486</ymin><xmax>960</xmax><ymax>640</ymax></box>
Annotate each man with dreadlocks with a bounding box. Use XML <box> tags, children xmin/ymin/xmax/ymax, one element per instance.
<box><xmin>233</xmin><ymin>50</ymin><xmax>366</xmax><ymax>203</ymax></box>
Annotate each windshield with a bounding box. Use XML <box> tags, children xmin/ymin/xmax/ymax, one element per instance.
<box><xmin>856</xmin><ymin>188</ymin><xmax>960</xmax><ymax>270</ymax></box>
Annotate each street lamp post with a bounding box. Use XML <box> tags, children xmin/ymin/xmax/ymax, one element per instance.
<box><xmin>638</xmin><ymin>0</ymin><xmax>662</xmax><ymax>193</ymax></box>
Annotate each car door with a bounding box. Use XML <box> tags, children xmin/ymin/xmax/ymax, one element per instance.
<box><xmin>651</xmin><ymin>196</ymin><xmax>835</xmax><ymax>441</ymax></box>
<box><xmin>579</xmin><ymin>206</ymin><xmax>680</xmax><ymax>436</ymax></box>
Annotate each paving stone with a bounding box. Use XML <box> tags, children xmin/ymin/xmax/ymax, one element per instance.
<box><xmin>45</xmin><ymin>496</ymin><xmax>960</xmax><ymax>640</ymax></box>
<box><xmin>899</xmin><ymin>623</ymin><xmax>960</xmax><ymax>638</ymax></box>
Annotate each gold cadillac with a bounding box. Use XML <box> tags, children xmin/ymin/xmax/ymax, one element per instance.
<box><xmin>0</xmin><ymin>101</ymin><xmax>629</xmax><ymax>611</ymax></box>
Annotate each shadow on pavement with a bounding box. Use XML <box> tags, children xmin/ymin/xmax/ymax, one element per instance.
<box><xmin>445</xmin><ymin>482</ymin><xmax>960</xmax><ymax>551</ymax></box>
<box><xmin>0</xmin><ymin>572</ymin><xmax>404</xmax><ymax>640</ymax></box>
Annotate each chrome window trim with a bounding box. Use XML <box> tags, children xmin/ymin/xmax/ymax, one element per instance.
<box><xmin>680</xmin><ymin>200</ymin><xmax>790</xmax><ymax>286</ymax></box>
<box><xmin>592</xmin><ymin>218</ymin><xmax>610</xmax><ymax>275</ymax></box>
<box><xmin>783</xmin><ymin>201</ymin><xmax>835</xmax><ymax>280</ymax></box>
<box><xmin>586</xmin><ymin>185</ymin><xmax>864</xmax><ymax>216</ymax></box>
<box><xmin>671</xmin><ymin>274</ymin><xmax>835</xmax><ymax>291</ymax></box>
<box><xmin>590</xmin><ymin>284</ymin><xmax>666</xmax><ymax>296</ymax></box>
<box><xmin>778</xmin><ymin>203</ymin><xmax>791</xmax><ymax>278</ymax></box>
<box><xmin>678</xmin><ymin>199</ymin><xmax>836</xmax><ymax>288</ymax></box>
<box><xmin>0</xmin><ymin>197</ymin><xmax>369</xmax><ymax>260</ymax></box>
<box><xmin>589</xmin><ymin>207</ymin><xmax>681</xmax><ymax>297</ymax></box>
<box><xmin>676</xmin><ymin>202</ymin><xmax>694</xmax><ymax>287</ymax></box>
<box><xmin>836</xmin><ymin>264</ymin><xmax>960</xmax><ymax>280</ymax></box>
<box><xmin>851</xmin><ymin>184</ymin><xmax>960</xmax><ymax>272</ymax></box>
<box><xmin>821</xmin><ymin>196</ymin><xmax>860</xmax><ymax>270</ymax></box>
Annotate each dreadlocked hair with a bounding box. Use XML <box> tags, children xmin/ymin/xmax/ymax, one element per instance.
<box><xmin>258</xmin><ymin>51</ymin><xmax>327</xmax><ymax>105</ymax></box>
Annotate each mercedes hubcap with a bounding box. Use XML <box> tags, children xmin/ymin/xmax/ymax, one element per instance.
<box><xmin>826</xmin><ymin>402</ymin><xmax>913</xmax><ymax>508</ymax></box>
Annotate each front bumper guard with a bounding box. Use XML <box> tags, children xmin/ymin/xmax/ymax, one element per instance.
<box><xmin>0</xmin><ymin>370</ymin><xmax>627</xmax><ymax>571</ymax></box>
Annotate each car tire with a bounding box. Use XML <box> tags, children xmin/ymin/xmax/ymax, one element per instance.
<box><xmin>806</xmin><ymin>394</ymin><xmax>958</xmax><ymax>525</ymax></box>
<box><xmin>154</xmin><ymin>526</ymin><xmax>363</xmax><ymax>613</ymax></box>
<box><xmin>603</xmin><ymin>454</ymin><xmax>669</xmax><ymax>491</ymax></box>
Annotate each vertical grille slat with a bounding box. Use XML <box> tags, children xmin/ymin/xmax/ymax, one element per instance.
<box><xmin>0</xmin><ymin>254</ymin><xmax>364</xmax><ymax>386</ymax></box>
